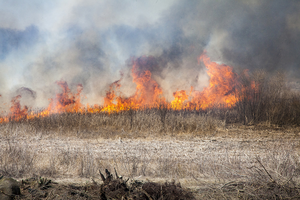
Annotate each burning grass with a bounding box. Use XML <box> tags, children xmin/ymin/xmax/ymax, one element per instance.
<box><xmin>1</xmin><ymin>89</ymin><xmax>300</xmax><ymax>139</ymax></box>
<box><xmin>1</xmin><ymin>51</ymin><xmax>300</xmax><ymax>128</ymax></box>
<box><xmin>1</xmin><ymin>72</ymin><xmax>300</xmax><ymax>129</ymax></box>
<box><xmin>0</xmin><ymin>52</ymin><xmax>300</xmax><ymax>198</ymax></box>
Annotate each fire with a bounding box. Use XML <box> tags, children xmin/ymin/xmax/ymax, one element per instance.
<box><xmin>171</xmin><ymin>90</ymin><xmax>189</xmax><ymax>110</ymax></box>
<box><xmin>99</xmin><ymin>53</ymin><xmax>239</xmax><ymax>112</ymax></box>
<box><xmin>9</xmin><ymin>95</ymin><xmax>28</xmax><ymax>121</ymax></box>
<box><xmin>102</xmin><ymin>56</ymin><xmax>165</xmax><ymax>113</ymax></box>
<box><xmin>0</xmin><ymin>95</ymin><xmax>29</xmax><ymax>123</ymax></box>
<box><xmin>190</xmin><ymin>52</ymin><xmax>239</xmax><ymax>109</ymax></box>
<box><xmin>131</xmin><ymin>57</ymin><xmax>163</xmax><ymax>106</ymax></box>
<box><xmin>0</xmin><ymin>81</ymin><xmax>84</xmax><ymax>122</ymax></box>
<box><xmin>0</xmin><ymin>51</ymin><xmax>247</xmax><ymax>122</ymax></box>
<box><xmin>47</xmin><ymin>81</ymin><xmax>83</xmax><ymax>113</ymax></box>
<box><xmin>102</xmin><ymin>79</ymin><xmax>123</xmax><ymax>112</ymax></box>
<box><xmin>31</xmin><ymin>81</ymin><xmax>84</xmax><ymax>118</ymax></box>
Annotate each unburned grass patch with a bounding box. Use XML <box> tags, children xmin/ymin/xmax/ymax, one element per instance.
<box><xmin>0</xmin><ymin>139</ymin><xmax>35</xmax><ymax>178</ymax></box>
<box><xmin>0</xmin><ymin>109</ymin><xmax>224</xmax><ymax>139</ymax></box>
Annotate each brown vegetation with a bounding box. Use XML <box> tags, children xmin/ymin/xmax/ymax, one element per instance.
<box><xmin>2</xmin><ymin>71</ymin><xmax>300</xmax><ymax>135</ymax></box>
<box><xmin>0</xmin><ymin>71</ymin><xmax>300</xmax><ymax>199</ymax></box>
<box><xmin>235</xmin><ymin>71</ymin><xmax>300</xmax><ymax>126</ymax></box>
<box><xmin>9</xmin><ymin>169</ymin><xmax>194</xmax><ymax>199</ymax></box>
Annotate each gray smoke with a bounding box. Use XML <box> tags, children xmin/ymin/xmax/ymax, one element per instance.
<box><xmin>0</xmin><ymin>0</ymin><xmax>299</xmax><ymax>110</ymax></box>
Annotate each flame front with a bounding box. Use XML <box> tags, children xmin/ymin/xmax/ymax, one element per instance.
<box><xmin>190</xmin><ymin>52</ymin><xmax>239</xmax><ymax>109</ymax></box>
<box><xmin>0</xmin><ymin>52</ymin><xmax>251</xmax><ymax>122</ymax></box>
<box><xmin>102</xmin><ymin>56</ymin><xmax>165</xmax><ymax>113</ymax></box>
<box><xmin>47</xmin><ymin>81</ymin><xmax>83</xmax><ymax>114</ymax></box>
<box><xmin>171</xmin><ymin>90</ymin><xmax>189</xmax><ymax>110</ymax></box>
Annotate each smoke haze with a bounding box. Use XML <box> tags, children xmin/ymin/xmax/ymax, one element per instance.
<box><xmin>0</xmin><ymin>0</ymin><xmax>299</xmax><ymax>110</ymax></box>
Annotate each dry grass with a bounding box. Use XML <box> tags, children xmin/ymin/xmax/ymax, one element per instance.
<box><xmin>0</xmin><ymin>138</ymin><xmax>35</xmax><ymax>178</ymax></box>
<box><xmin>235</xmin><ymin>70</ymin><xmax>300</xmax><ymax>126</ymax></box>
<box><xmin>0</xmin><ymin>70</ymin><xmax>300</xmax><ymax>198</ymax></box>
<box><xmin>0</xmin><ymin>70</ymin><xmax>299</xmax><ymax>137</ymax></box>
<box><xmin>0</xmin><ymin>128</ymin><xmax>299</xmax><ymax>199</ymax></box>
<box><xmin>0</xmin><ymin>109</ymin><xmax>224</xmax><ymax>139</ymax></box>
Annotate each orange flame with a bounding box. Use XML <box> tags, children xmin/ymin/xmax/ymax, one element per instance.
<box><xmin>102</xmin><ymin>56</ymin><xmax>165</xmax><ymax>113</ymax></box>
<box><xmin>41</xmin><ymin>81</ymin><xmax>84</xmax><ymax>116</ymax></box>
<box><xmin>171</xmin><ymin>90</ymin><xmax>189</xmax><ymax>110</ymax></box>
<box><xmin>0</xmin><ymin>51</ymin><xmax>255</xmax><ymax>122</ymax></box>
<box><xmin>190</xmin><ymin>52</ymin><xmax>239</xmax><ymax>109</ymax></box>
<box><xmin>10</xmin><ymin>95</ymin><xmax>28</xmax><ymax>121</ymax></box>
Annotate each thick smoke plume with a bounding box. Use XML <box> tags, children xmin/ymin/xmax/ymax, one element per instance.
<box><xmin>0</xmin><ymin>0</ymin><xmax>299</xmax><ymax>111</ymax></box>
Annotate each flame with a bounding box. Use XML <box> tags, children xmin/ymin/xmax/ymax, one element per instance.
<box><xmin>0</xmin><ymin>95</ymin><xmax>29</xmax><ymax>123</ymax></box>
<box><xmin>33</xmin><ymin>81</ymin><xmax>84</xmax><ymax>117</ymax></box>
<box><xmin>0</xmin><ymin>81</ymin><xmax>85</xmax><ymax>122</ymax></box>
<box><xmin>171</xmin><ymin>90</ymin><xmax>189</xmax><ymax>110</ymax></box>
<box><xmin>47</xmin><ymin>81</ymin><xmax>82</xmax><ymax>113</ymax></box>
<box><xmin>0</xmin><ymin>51</ymin><xmax>253</xmax><ymax>122</ymax></box>
<box><xmin>102</xmin><ymin>56</ymin><xmax>165</xmax><ymax>113</ymax></box>
<box><xmin>190</xmin><ymin>52</ymin><xmax>239</xmax><ymax>109</ymax></box>
<box><xmin>131</xmin><ymin>58</ymin><xmax>163</xmax><ymax>106</ymax></box>
<box><xmin>9</xmin><ymin>95</ymin><xmax>28</xmax><ymax>121</ymax></box>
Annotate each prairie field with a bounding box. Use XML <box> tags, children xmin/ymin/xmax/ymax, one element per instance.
<box><xmin>2</xmin><ymin>0</ymin><xmax>300</xmax><ymax>198</ymax></box>
<box><xmin>1</xmin><ymin>73</ymin><xmax>300</xmax><ymax>199</ymax></box>
<box><xmin>0</xmin><ymin>108</ymin><xmax>300</xmax><ymax>199</ymax></box>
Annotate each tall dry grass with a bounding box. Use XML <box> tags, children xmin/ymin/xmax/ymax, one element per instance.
<box><xmin>0</xmin><ymin>70</ymin><xmax>299</xmax><ymax>198</ymax></box>
<box><xmin>0</xmin><ymin>71</ymin><xmax>299</xmax><ymax>134</ymax></box>
<box><xmin>0</xmin><ymin>136</ymin><xmax>299</xmax><ymax>199</ymax></box>
<box><xmin>235</xmin><ymin>70</ymin><xmax>300</xmax><ymax>126</ymax></box>
<box><xmin>0</xmin><ymin>108</ymin><xmax>224</xmax><ymax>139</ymax></box>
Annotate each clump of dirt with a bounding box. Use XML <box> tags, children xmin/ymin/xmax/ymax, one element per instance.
<box><xmin>12</xmin><ymin>169</ymin><xmax>195</xmax><ymax>199</ymax></box>
<box><xmin>0</xmin><ymin>176</ymin><xmax>21</xmax><ymax>200</ymax></box>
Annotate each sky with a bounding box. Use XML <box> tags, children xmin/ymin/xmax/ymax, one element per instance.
<box><xmin>0</xmin><ymin>0</ymin><xmax>300</xmax><ymax>109</ymax></box>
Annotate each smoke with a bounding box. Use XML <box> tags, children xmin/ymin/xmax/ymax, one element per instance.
<box><xmin>0</xmin><ymin>0</ymin><xmax>299</xmax><ymax>110</ymax></box>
